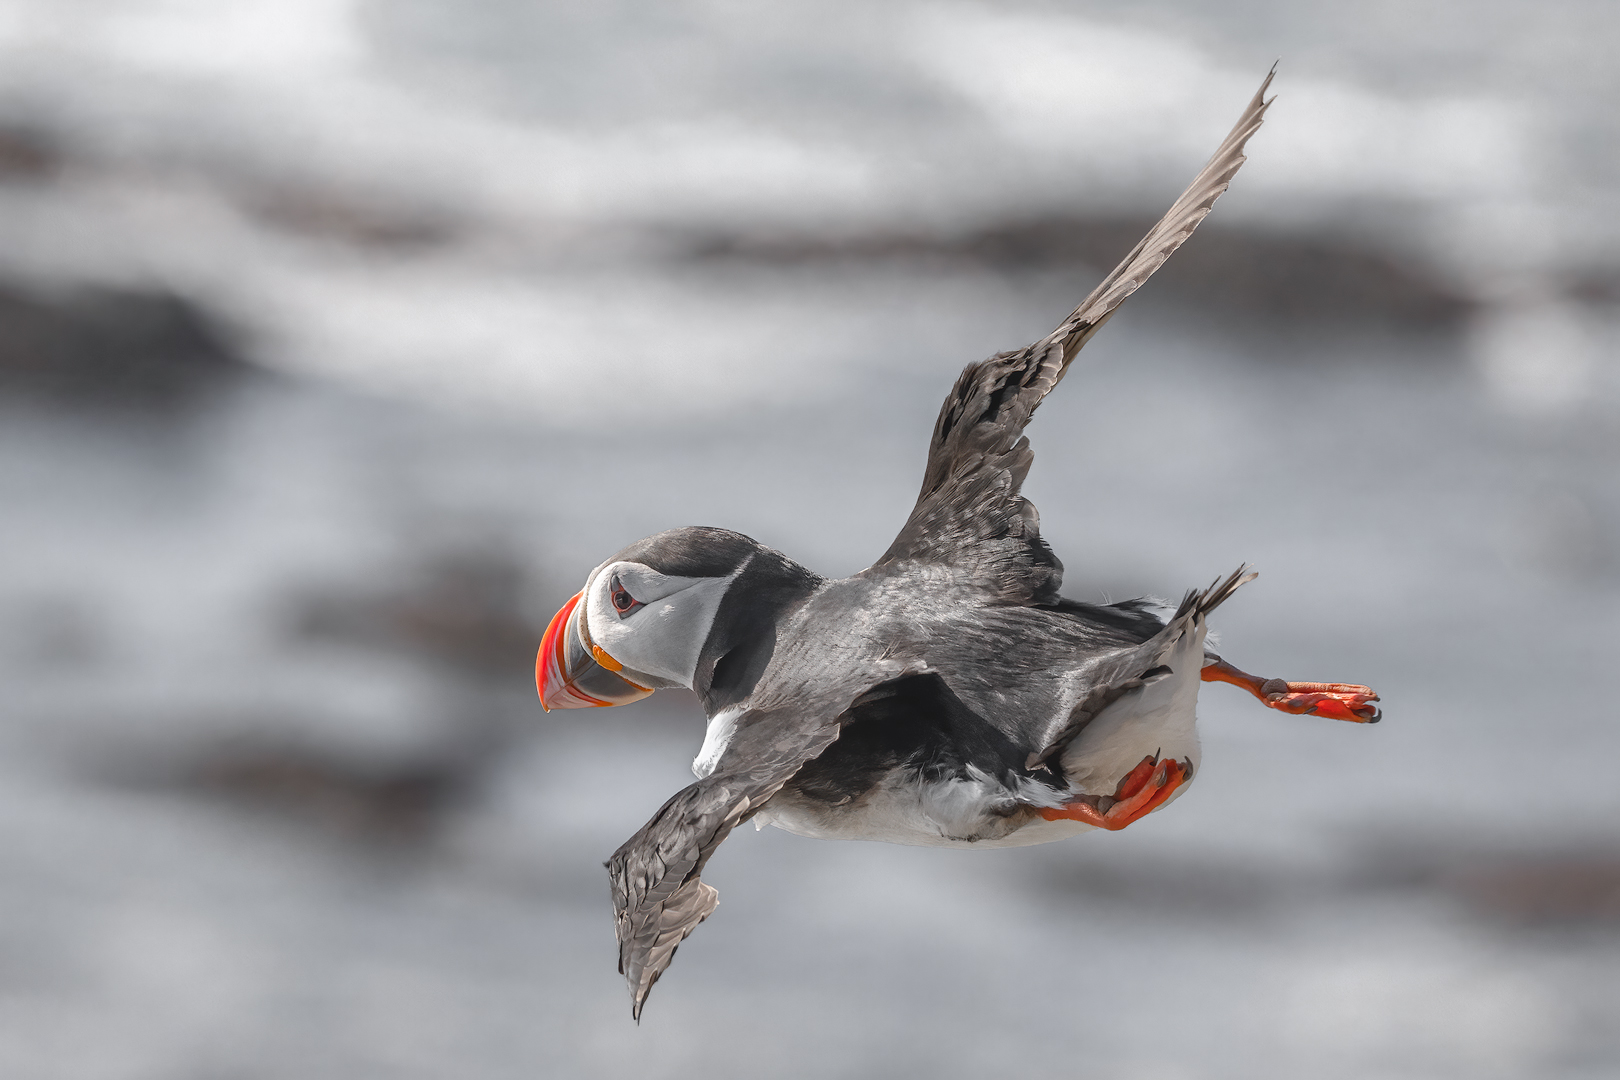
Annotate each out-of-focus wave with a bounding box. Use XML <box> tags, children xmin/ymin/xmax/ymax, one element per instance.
<box><xmin>0</xmin><ymin>0</ymin><xmax>1613</xmax><ymax>418</ymax></box>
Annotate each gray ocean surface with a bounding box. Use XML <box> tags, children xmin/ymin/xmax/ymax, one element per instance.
<box><xmin>2</xmin><ymin>2</ymin><xmax>1618</xmax><ymax>1077</ymax></box>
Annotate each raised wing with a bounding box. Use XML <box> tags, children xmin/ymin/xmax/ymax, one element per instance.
<box><xmin>873</xmin><ymin>70</ymin><xmax>1275</xmax><ymax>603</ymax></box>
<box><xmin>606</xmin><ymin>705</ymin><xmax>843</xmax><ymax>1020</ymax></box>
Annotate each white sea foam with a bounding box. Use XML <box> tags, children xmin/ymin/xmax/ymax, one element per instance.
<box><xmin>0</xmin><ymin>0</ymin><xmax>1609</xmax><ymax>419</ymax></box>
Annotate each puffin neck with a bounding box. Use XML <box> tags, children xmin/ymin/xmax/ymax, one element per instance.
<box><xmin>694</xmin><ymin>552</ymin><xmax>821</xmax><ymax>714</ymax></box>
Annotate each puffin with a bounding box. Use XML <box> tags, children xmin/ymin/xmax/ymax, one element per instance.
<box><xmin>534</xmin><ymin>69</ymin><xmax>1380</xmax><ymax>1020</ymax></box>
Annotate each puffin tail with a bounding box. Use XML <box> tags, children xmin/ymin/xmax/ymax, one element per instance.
<box><xmin>1024</xmin><ymin>565</ymin><xmax>1256</xmax><ymax>774</ymax></box>
<box><xmin>1171</xmin><ymin>564</ymin><xmax>1257</xmax><ymax>624</ymax></box>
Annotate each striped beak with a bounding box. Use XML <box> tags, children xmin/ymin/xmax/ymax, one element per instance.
<box><xmin>536</xmin><ymin>591</ymin><xmax>655</xmax><ymax>711</ymax></box>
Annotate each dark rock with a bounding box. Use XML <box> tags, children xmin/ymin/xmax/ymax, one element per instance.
<box><xmin>687</xmin><ymin>216</ymin><xmax>1476</xmax><ymax>328</ymax></box>
<box><xmin>180</xmin><ymin>739</ymin><xmax>478</xmax><ymax>842</ymax></box>
<box><xmin>288</xmin><ymin>548</ymin><xmax>546</xmax><ymax>682</ymax></box>
<box><xmin>0</xmin><ymin>282</ymin><xmax>250</xmax><ymax>408</ymax></box>
<box><xmin>1357</xmin><ymin>843</ymin><xmax>1620</xmax><ymax>926</ymax></box>
<box><xmin>1039</xmin><ymin>839</ymin><xmax>1620</xmax><ymax>928</ymax></box>
<box><xmin>247</xmin><ymin>186</ymin><xmax>459</xmax><ymax>251</ymax></box>
<box><xmin>0</xmin><ymin>124</ymin><xmax>61</xmax><ymax>181</ymax></box>
<box><xmin>1569</xmin><ymin>268</ymin><xmax>1620</xmax><ymax>305</ymax></box>
<box><xmin>1038</xmin><ymin>852</ymin><xmax>1292</xmax><ymax>919</ymax></box>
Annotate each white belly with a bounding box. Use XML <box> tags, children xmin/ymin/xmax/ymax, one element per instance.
<box><xmin>756</xmin><ymin>768</ymin><xmax>1091</xmax><ymax>849</ymax></box>
<box><xmin>1057</xmin><ymin>625</ymin><xmax>1206</xmax><ymax>809</ymax></box>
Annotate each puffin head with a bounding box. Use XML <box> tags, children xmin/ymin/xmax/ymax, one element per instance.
<box><xmin>536</xmin><ymin>527</ymin><xmax>817</xmax><ymax>713</ymax></box>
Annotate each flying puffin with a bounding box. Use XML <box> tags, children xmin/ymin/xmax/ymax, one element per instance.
<box><xmin>534</xmin><ymin>69</ymin><xmax>1379</xmax><ymax>1019</ymax></box>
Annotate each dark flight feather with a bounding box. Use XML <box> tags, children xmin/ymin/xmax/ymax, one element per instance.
<box><xmin>874</xmin><ymin>70</ymin><xmax>1274</xmax><ymax>603</ymax></box>
<box><xmin>607</xmin><ymin>701</ymin><xmax>845</xmax><ymax>1019</ymax></box>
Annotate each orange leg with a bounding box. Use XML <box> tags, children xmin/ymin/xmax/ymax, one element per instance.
<box><xmin>1039</xmin><ymin>754</ymin><xmax>1190</xmax><ymax>831</ymax></box>
<box><xmin>1201</xmin><ymin>656</ymin><xmax>1380</xmax><ymax>723</ymax></box>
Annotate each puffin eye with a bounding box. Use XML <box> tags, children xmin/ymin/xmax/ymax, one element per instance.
<box><xmin>609</xmin><ymin>574</ymin><xmax>644</xmax><ymax>617</ymax></box>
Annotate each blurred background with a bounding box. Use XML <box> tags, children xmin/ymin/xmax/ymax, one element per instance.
<box><xmin>2</xmin><ymin>1</ymin><xmax>1618</xmax><ymax>1077</ymax></box>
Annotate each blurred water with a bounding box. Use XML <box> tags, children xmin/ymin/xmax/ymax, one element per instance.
<box><xmin>0</xmin><ymin>0</ymin><xmax>1616</xmax><ymax>416</ymax></box>
<box><xmin>2</xmin><ymin>2</ymin><xmax>1620</xmax><ymax>1078</ymax></box>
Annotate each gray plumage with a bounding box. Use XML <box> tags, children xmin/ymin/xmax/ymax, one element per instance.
<box><xmin>1025</xmin><ymin>565</ymin><xmax>1256</xmax><ymax>772</ymax></box>
<box><xmin>603</xmin><ymin>71</ymin><xmax>1276</xmax><ymax>1020</ymax></box>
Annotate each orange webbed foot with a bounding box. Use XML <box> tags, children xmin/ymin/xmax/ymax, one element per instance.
<box><xmin>1040</xmin><ymin>754</ymin><xmax>1191</xmax><ymax>831</ymax></box>
<box><xmin>1259</xmin><ymin>681</ymin><xmax>1381</xmax><ymax>722</ymax></box>
<box><xmin>1202</xmin><ymin>658</ymin><xmax>1381</xmax><ymax>723</ymax></box>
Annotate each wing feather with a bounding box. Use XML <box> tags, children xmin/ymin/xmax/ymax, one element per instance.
<box><xmin>606</xmin><ymin>705</ymin><xmax>844</xmax><ymax>1019</ymax></box>
<box><xmin>1040</xmin><ymin>67</ymin><xmax>1276</xmax><ymax>369</ymax></box>
<box><xmin>873</xmin><ymin>71</ymin><xmax>1275</xmax><ymax>602</ymax></box>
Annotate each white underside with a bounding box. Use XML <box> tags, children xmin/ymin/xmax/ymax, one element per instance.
<box><xmin>752</xmin><ymin>619</ymin><xmax>1209</xmax><ymax>849</ymax></box>
<box><xmin>755</xmin><ymin>774</ymin><xmax>1092</xmax><ymax>849</ymax></box>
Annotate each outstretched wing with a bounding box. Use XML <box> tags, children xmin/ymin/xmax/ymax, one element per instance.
<box><xmin>606</xmin><ymin>705</ymin><xmax>843</xmax><ymax>1020</ymax></box>
<box><xmin>873</xmin><ymin>71</ymin><xmax>1275</xmax><ymax>603</ymax></box>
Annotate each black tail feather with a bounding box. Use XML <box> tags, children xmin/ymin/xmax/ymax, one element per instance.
<box><xmin>1172</xmin><ymin>564</ymin><xmax>1257</xmax><ymax>623</ymax></box>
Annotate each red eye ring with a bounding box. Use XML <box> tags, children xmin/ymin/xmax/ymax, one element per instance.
<box><xmin>609</xmin><ymin>574</ymin><xmax>643</xmax><ymax>617</ymax></box>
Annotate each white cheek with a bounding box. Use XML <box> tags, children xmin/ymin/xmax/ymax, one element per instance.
<box><xmin>631</xmin><ymin>600</ymin><xmax>708</xmax><ymax>685</ymax></box>
<box><xmin>583</xmin><ymin>574</ymin><xmax>734</xmax><ymax>689</ymax></box>
<box><xmin>583</xmin><ymin>588</ymin><xmax>622</xmax><ymax>650</ymax></box>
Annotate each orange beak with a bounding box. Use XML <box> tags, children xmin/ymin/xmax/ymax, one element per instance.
<box><xmin>535</xmin><ymin>591</ymin><xmax>655</xmax><ymax>711</ymax></box>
